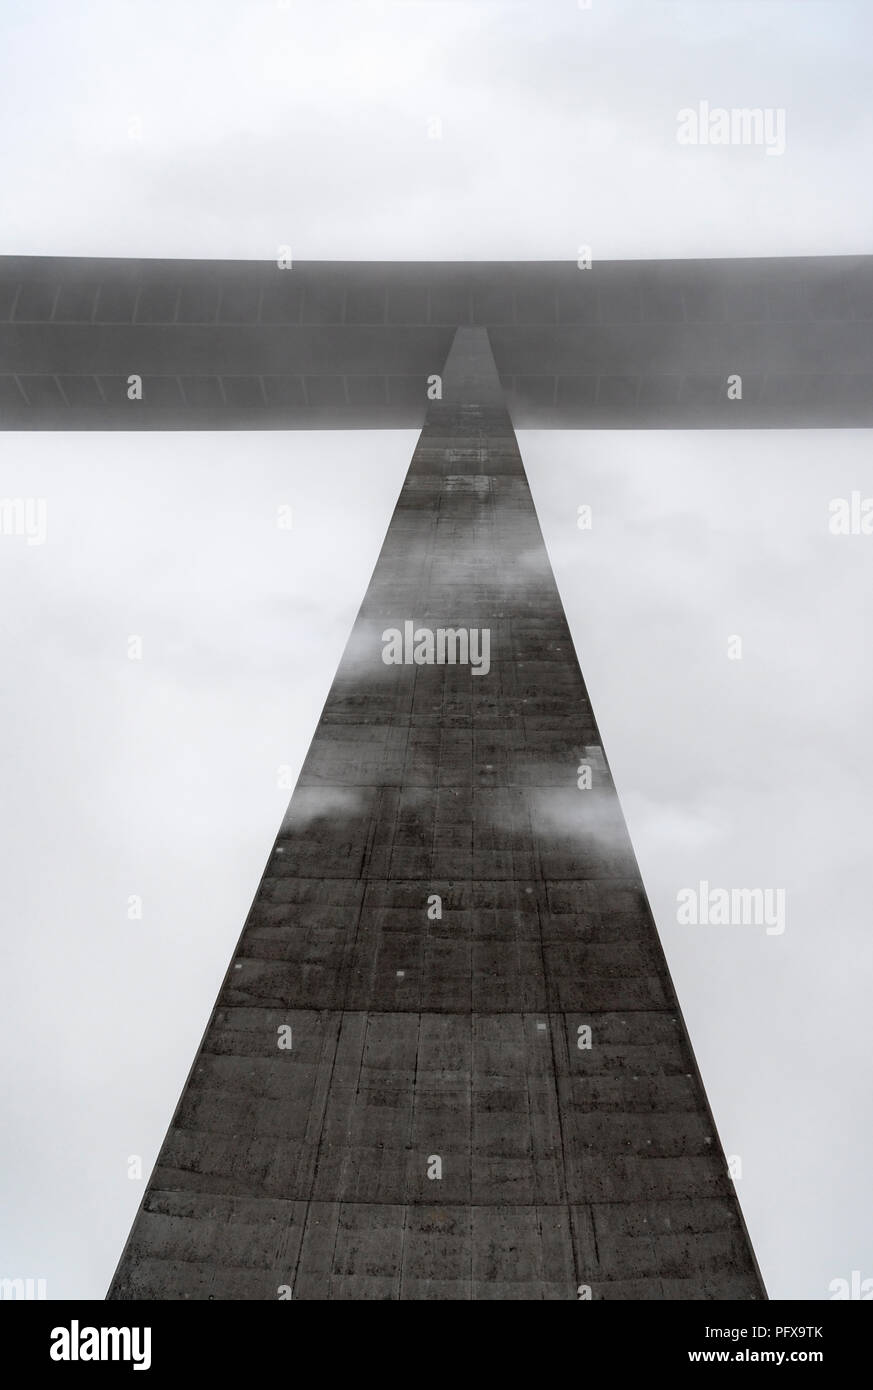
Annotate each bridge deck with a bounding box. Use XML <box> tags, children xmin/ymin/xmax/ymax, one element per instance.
<box><xmin>2</xmin><ymin>256</ymin><xmax>872</xmax><ymax>429</ymax></box>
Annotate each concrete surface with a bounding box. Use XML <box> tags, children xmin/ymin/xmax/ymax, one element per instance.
<box><xmin>107</xmin><ymin>328</ymin><xmax>766</xmax><ymax>1300</ymax></box>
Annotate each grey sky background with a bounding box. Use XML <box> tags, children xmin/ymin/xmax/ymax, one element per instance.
<box><xmin>2</xmin><ymin>0</ymin><xmax>873</xmax><ymax>261</ymax></box>
<box><xmin>1</xmin><ymin>0</ymin><xmax>871</xmax><ymax>1300</ymax></box>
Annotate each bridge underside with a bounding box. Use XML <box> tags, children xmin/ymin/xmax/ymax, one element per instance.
<box><xmin>2</xmin><ymin>254</ymin><xmax>873</xmax><ymax>430</ymax></box>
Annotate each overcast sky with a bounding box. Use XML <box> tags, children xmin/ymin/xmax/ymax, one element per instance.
<box><xmin>2</xmin><ymin>0</ymin><xmax>873</xmax><ymax>261</ymax></box>
<box><xmin>1</xmin><ymin>0</ymin><xmax>872</xmax><ymax>1301</ymax></box>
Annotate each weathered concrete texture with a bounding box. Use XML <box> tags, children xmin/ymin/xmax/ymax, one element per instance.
<box><xmin>108</xmin><ymin>329</ymin><xmax>765</xmax><ymax>1301</ymax></box>
<box><xmin>2</xmin><ymin>254</ymin><xmax>873</xmax><ymax>429</ymax></box>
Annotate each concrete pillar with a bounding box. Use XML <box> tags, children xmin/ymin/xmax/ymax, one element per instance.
<box><xmin>108</xmin><ymin>329</ymin><xmax>764</xmax><ymax>1300</ymax></box>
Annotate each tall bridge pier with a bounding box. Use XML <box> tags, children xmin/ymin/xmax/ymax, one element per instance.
<box><xmin>106</xmin><ymin>326</ymin><xmax>765</xmax><ymax>1300</ymax></box>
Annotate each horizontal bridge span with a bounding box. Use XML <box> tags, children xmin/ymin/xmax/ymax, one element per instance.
<box><xmin>1</xmin><ymin>255</ymin><xmax>872</xmax><ymax>429</ymax></box>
